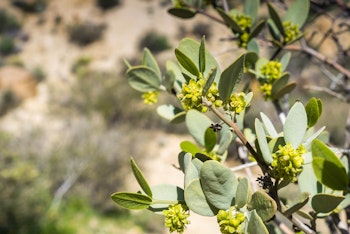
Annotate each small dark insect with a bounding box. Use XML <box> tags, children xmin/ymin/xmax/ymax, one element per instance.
<box><xmin>210</xmin><ymin>123</ymin><xmax>222</xmax><ymax>132</ymax></box>
<box><xmin>256</xmin><ymin>174</ymin><xmax>273</xmax><ymax>190</ymax></box>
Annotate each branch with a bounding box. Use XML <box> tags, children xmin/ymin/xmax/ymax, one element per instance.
<box><xmin>285</xmin><ymin>39</ymin><xmax>350</xmax><ymax>79</ymax></box>
<box><xmin>202</xmin><ymin>97</ymin><xmax>269</xmax><ymax>174</ymax></box>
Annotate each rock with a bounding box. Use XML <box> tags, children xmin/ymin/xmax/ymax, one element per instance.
<box><xmin>0</xmin><ymin>66</ymin><xmax>38</xmax><ymax>100</ymax></box>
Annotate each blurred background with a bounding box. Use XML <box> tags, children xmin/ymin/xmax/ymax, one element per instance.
<box><xmin>0</xmin><ymin>0</ymin><xmax>349</xmax><ymax>233</ymax></box>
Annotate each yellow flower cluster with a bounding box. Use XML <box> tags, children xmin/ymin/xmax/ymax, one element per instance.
<box><xmin>283</xmin><ymin>21</ymin><xmax>301</xmax><ymax>43</ymax></box>
<box><xmin>224</xmin><ymin>92</ymin><xmax>247</xmax><ymax>114</ymax></box>
<box><xmin>163</xmin><ymin>204</ymin><xmax>190</xmax><ymax>234</ymax></box>
<box><xmin>142</xmin><ymin>91</ymin><xmax>159</xmax><ymax>105</ymax></box>
<box><xmin>178</xmin><ymin>78</ymin><xmax>222</xmax><ymax>112</ymax></box>
<box><xmin>231</xmin><ymin>14</ymin><xmax>252</xmax><ymax>48</ymax></box>
<box><xmin>217</xmin><ymin>207</ymin><xmax>245</xmax><ymax>234</ymax></box>
<box><xmin>271</xmin><ymin>143</ymin><xmax>306</xmax><ymax>182</ymax></box>
<box><xmin>259</xmin><ymin>61</ymin><xmax>283</xmax><ymax>99</ymax></box>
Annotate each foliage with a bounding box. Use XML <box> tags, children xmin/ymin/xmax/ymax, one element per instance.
<box><xmin>96</xmin><ymin>0</ymin><xmax>121</xmax><ymax>10</ymax></box>
<box><xmin>0</xmin><ymin>9</ymin><xmax>21</xmax><ymax>33</ymax></box>
<box><xmin>111</xmin><ymin>1</ymin><xmax>350</xmax><ymax>233</ymax></box>
<box><xmin>0</xmin><ymin>35</ymin><xmax>16</xmax><ymax>55</ymax></box>
<box><xmin>11</xmin><ymin>0</ymin><xmax>46</xmax><ymax>13</ymax></box>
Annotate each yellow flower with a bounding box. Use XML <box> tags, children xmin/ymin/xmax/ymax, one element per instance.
<box><xmin>225</xmin><ymin>92</ymin><xmax>247</xmax><ymax>114</ymax></box>
<box><xmin>163</xmin><ymin>204</ymin><xmax>190</xmax><ymax>234</ymax></box>
<box><xmin>217</xmin><ymin>207</ymin><xmax>245</xmax><ymax>234</ymax></box>
<box><xmin>260</xmin><ymin>61</ymin><xmax>282</xmax><ymax>81</ymax></box>
<box><xmin>283</xmin><ymin>21</ymin><xmax>301</xmax><ymax>43</ymax></box>
<box><xmin>271</xmin><ymin>143</ymin><xmax>305</xmax><ymax>181</ymax></box>
<box><xmin>142</xmin><ymin>91</ymin><xmax>158</xmax><ymax>104</ymax></box>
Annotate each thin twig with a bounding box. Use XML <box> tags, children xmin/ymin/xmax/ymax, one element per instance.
<box><xmin>285</xmin><ymin>39</ymin><xmax>350</xmax><ymax>79</ymax></box>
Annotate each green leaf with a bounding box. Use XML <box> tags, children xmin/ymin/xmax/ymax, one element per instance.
<box><xmin>283</xmin><ymin>192</ymin><xmax>310</xmax><ymax>217</ymax></box>
<box><xmin>216</xmin><ymin>8</ymin><xmax>243</xmax><ymax>34</ymax></box>
<box><xmin>284</xmin><ymin>0</ymin><xmax>310</xmax><ymax>28</ymax></box>
<box><xmin>111</xmin><ymin>192</ymin><xmax>152</xmax><ymax>210</ymax></box>
<box><xmin>204</xmin><ymin>127</ymin><xmax>217</xmax><ymax>152</ymax></box>
<box><xmin>217</xmin><ymin>124</ymin><xmax>234</xmax><ymax>155</ymax></box>
<box><xmin>283</xmin><ymin>101</ymin><xmax>307</xmax><ymax>148</ymax></box>
<box><xmin>303</xmin><ymin>126</ymin><xmax>326</xmax><ymax>148</ymax></box>
<box><xmin>130</xmin><ymin>158</ymin><xmax>152</xmax><ymax>197</ymax></box>
<box><xmin>177</xmin><ymin>38</ymin><xmax>221</xmax><ymax>82</ymax></box>
<box><xmin>247</xmin><ymin>38</ymin><xmax>259</xmax><ymax>54</ymax></box>
<box><xmin>175</xmin><ymin>48</ymin><xmax>200</xmax><ymax>76</ymax></box>
<box><xmin>218</xmin><ymin>53</ymin><xmax>245</xmax><ymax>101</ymax></box>
<box><xmin>185</xmin><ymin>158</ymin><xmax>203</xmax><ymax>187</ymax></box>
<box><xmin>200</xmin><ymin>160</ymin><xmax>238</xmax><ymax>210</ymax></box>
<box><xmin>267</xmin><ymin>19</ymin><xmax>281</xmax><ymax>42</ymax></box>
<box><xmin>178</xmin><ymin>152</ymin><xmax>192</xmax><ymax>174</ymax></box>
<box><xmin>127</xmin><ymin>66</ymin><xmax>161</xmax><ymax>92</ymax></box>
<box><xmin>148</xmin><ymin>184</ymin><xmax>185</xmax><ymax>213</ymax></box>
<box><xmin>199</xmin><ymin>36</ymin><xmax>206</xmax><ymax>73</ymax></box>
<box><xmin>311</xmin><ymin>193</ymin><xmax>345</xmax><ymax>214</ymax></box>
<box><xmin>248</xmin><ymin>190</ymin><xmax>277</xmax><ymax>221</ymax></box>
<box><xmin>184</xmin><ymin>178</ymin><xmax>218</xmax><ymax>216</ymax></box>
<box><xmin>249</xmin><ymin>20</ymin><xmax>266</xmax><ymax>39</ymax></box>
<box><xmin>255</xmin><ymin>119</ymin><xmax>273</xmax><ymax>164</ymax></box>
<box><xmin>247</xmin><ymin>210</ymin><xmax>269</xmax><ymax>234</ymax></box>
<box><xmin>272</xmin><ymin>82</ymin><xmax>296</xmax><ymax>100</ymax></box>
<box><xmin>167</xmin><ymin>7</ymin><xmax>196</xmax><ymax>19</ymax></box>
<box><xmin>271</xmin><ymin>73</ymin><xmax>290</xmax><ymax>96</ymax></box>
<box><xmin>180</xmin><ymin>141</ymin><xmax>201</xmax><ymax>156</ymax></box>
<box><xmin>157</xmin><ymin>104</ymin><xmax>185</xmax><ymax>122</ymax></box>
<box><xmin>142</xmin><ymin>48</ymin><xmax>161</xmax><ymax>77</ymax></box>
<box><xmin>305</xmin><ymin>97</ymin><xmax>322</xmax><ymax>128</ymax></box>
<box><xmin>243</xmin><ymin>0</ymin><xmax>260</xmax><ymax>22</ymax></box>
<box><xmin>312</xmin><ymin>139</ymin><xmax>348</xmax><ymax>190</ymax></box>
<box><xmin>202</xmin><ymin>67</ymin><xmax>217</xmax><ymax>96</ymax></box>
<box><xmin>260</xmin><ymin>113</ymin><xmax>278</xmax><ymax>138</ymax></box>
<box><xmin>280</xmin><ymin>52</ymin><xmax>291</xmax><ymax>71</ymax></box>
<box><xmin>267</xmin><ymin>3</ymin><xmax>285</xmax><ymax>36</ymax></box>
<box><xmin>166</xmin><ymin>60</ymin><xmax>186</xmax><ymax>92</ymax></box>
<box><xmin>298</xmin><ymin>163</ymin><xmax>323</xmax><ymax>197</ymax></box>
<box><xmin>186</xmin><ymin>109</ymin><xmax>212</xmax><ymax>146</ymax></box>
<box><xmin>236</xmin><ymin>177</ymin><xmax>252</xmax><ymax>209</ymax></box>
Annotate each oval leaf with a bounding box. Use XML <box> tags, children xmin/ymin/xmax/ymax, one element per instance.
<box><xmin>184</xmin><ymin>178</ymin><xmax>218</xmax><ymax>216</ymax></box>
<box><xmin>311</xmin><ymin>193</ymin><xmax>345</xmax><ymax>214</ymax></box>
<box><xmin>260</xmin><ymin>112</ymin><xmax>279</xmax><ymax>138</ymax></box>
<box><xmin>243</xmin><ymin>0</ymin><xmax>260</xmax><ymax>22</ymax></box>
<box><xmin>157</xmin><ymin>104</ymin><xmax>184</xmax><ymax>122</ymax></box>
<box><xmin>127</xmin><ymin>66</ymin><xmax>161</xmax><ymax>92</ymax></box>
<box><xmin>204</xmin><ymin>127</ymin><xmax>217</xmax><ymax>152</ymax></box>
<box><xmin>148</xmin><ymin>184</ymin><xmax>185</xmax><ymax>213</ymax></box>
<box><xmin>180</xmin><ymin>141</ymin><xmax>201</xmax><ymax>156</ymax></box>
<box><xmin>255</xmin><ymin>119</ymin><xmax>273</xmax><ymax>164</ymax></box>
<box><xmin>167</xmin><ymin>7</ymin><xmax>196</xmax><ymax>19</ymax></box>
<box><xmin>200</xmin><ymin>160</ymin><xmax>238</xmax><ymax>210</ymax></box>
<box><xmin>305</xmin><ymin>97</ymin><xmax>322</xmax><ymax>128</ymax></box>
<box><xmin>247</xmin><ymin>210</ymin><xmax>269</xmax><ymax>234</ymax></box>
<box><xmin>219</xmin><ymin>53</ymin><xmax>245</xmax><ymax>101</ymax></box>
<box><xmin>236</xmin><ymin>177</ymin><xmax>252</xmax><ymax>209</ymax></box>
<box><xmin>186</xmin><ymin>109</ymin><xmax>212</xmax><ymax>146</ymax></box>
<box><xmin>216</xmin><ymin>8</ymin><xmax>243</xmax><ymax>33</ymax></box>
<box><xmin>130</xmin><ymin>158</ymin><xmax>152</xmax><ymax>197</ymax></box>
<box><xmin>267</xmin><ymin>3</ymin><xmax>285</xmax><ymax>36</ymax></box>
<box><xmin>284</xmin><ymin>0</ymin><xmax>310</xmax><ymax>28</ymax></box>
<box><xmin>142</xmin><ymin>48</ymin><xmax>161</xmax><ymax>77</ymax></box>
<box><xmin>175</xmin><ymin>48</ymin><xmax>200</xmax><ymax>76</ymax></box>
<box><xmin>312</xmin><ymin>139</ymin><xmax>348</xmax><ymax>190</ymax></box>
<box><xmin>283</xmin><ymin>101</ymin><xmax>307</xmax><ymax>148</ymax></box>
<box><xmin>248</xmin><ymin>190</ymin><xmax>277</xmax><ymax>221</ymax></box>
<box><xmin>111</xmin><ymin>192</ymin><xmax>152</xmax><ymax>210</ymax></box>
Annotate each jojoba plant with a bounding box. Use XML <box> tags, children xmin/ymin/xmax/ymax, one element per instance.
<box><xmin>111</xmin><ymin>1</ymin><xmax>350</xmax><ymax>233</ymax></box>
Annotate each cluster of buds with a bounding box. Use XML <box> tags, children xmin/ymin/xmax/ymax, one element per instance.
<box><xmin>258</xmin><ymin>60</ymin><xmax>283</xmax><ymax>99</ymax></box>
<box><xmin>177</xmin><ymin>78</ymin><xmax>221</xmax><ymax>112</ymax></box>
<box><xmin>224</xmin><ymin>92</ymin><xmax>247</xmax><ymax>114</ymax></box>
<box><xmin>217</xmin><ymin>207</ymin><xmax>246</xmax><ymax>234</ymax></box>
<box><xmin>283</xmin><ymin>21</ymin><xmax>301</xmax><ymax>43</ymax></box>
<box><xmin>142</xmin><ymin>91</ymin><xmax>159</xmax><ymax>105</ymax></box>
<box><xmin>163</xmin><ymin>204</ymin><xmax>190</xmax><ymax>234</ymax></box>
<box><xmin>231</xmin><ymin>14</ymin><xmax>252</xmax><ymax>48</ymax></box>
<box><xmin>271</xmin><ymin>143</ymin><xmax>306</xmax><ymax>182</ymax></box>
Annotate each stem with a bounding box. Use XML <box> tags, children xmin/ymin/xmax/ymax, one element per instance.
<box><xmin>202</xmin><ymin>97</ymin><xmax>269</xmax><ymax>174</ymax></box>
<box><xmin>285</xmin><ymin>39</ymin><xmax>350</xmax><ymax>79</ymax></box>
